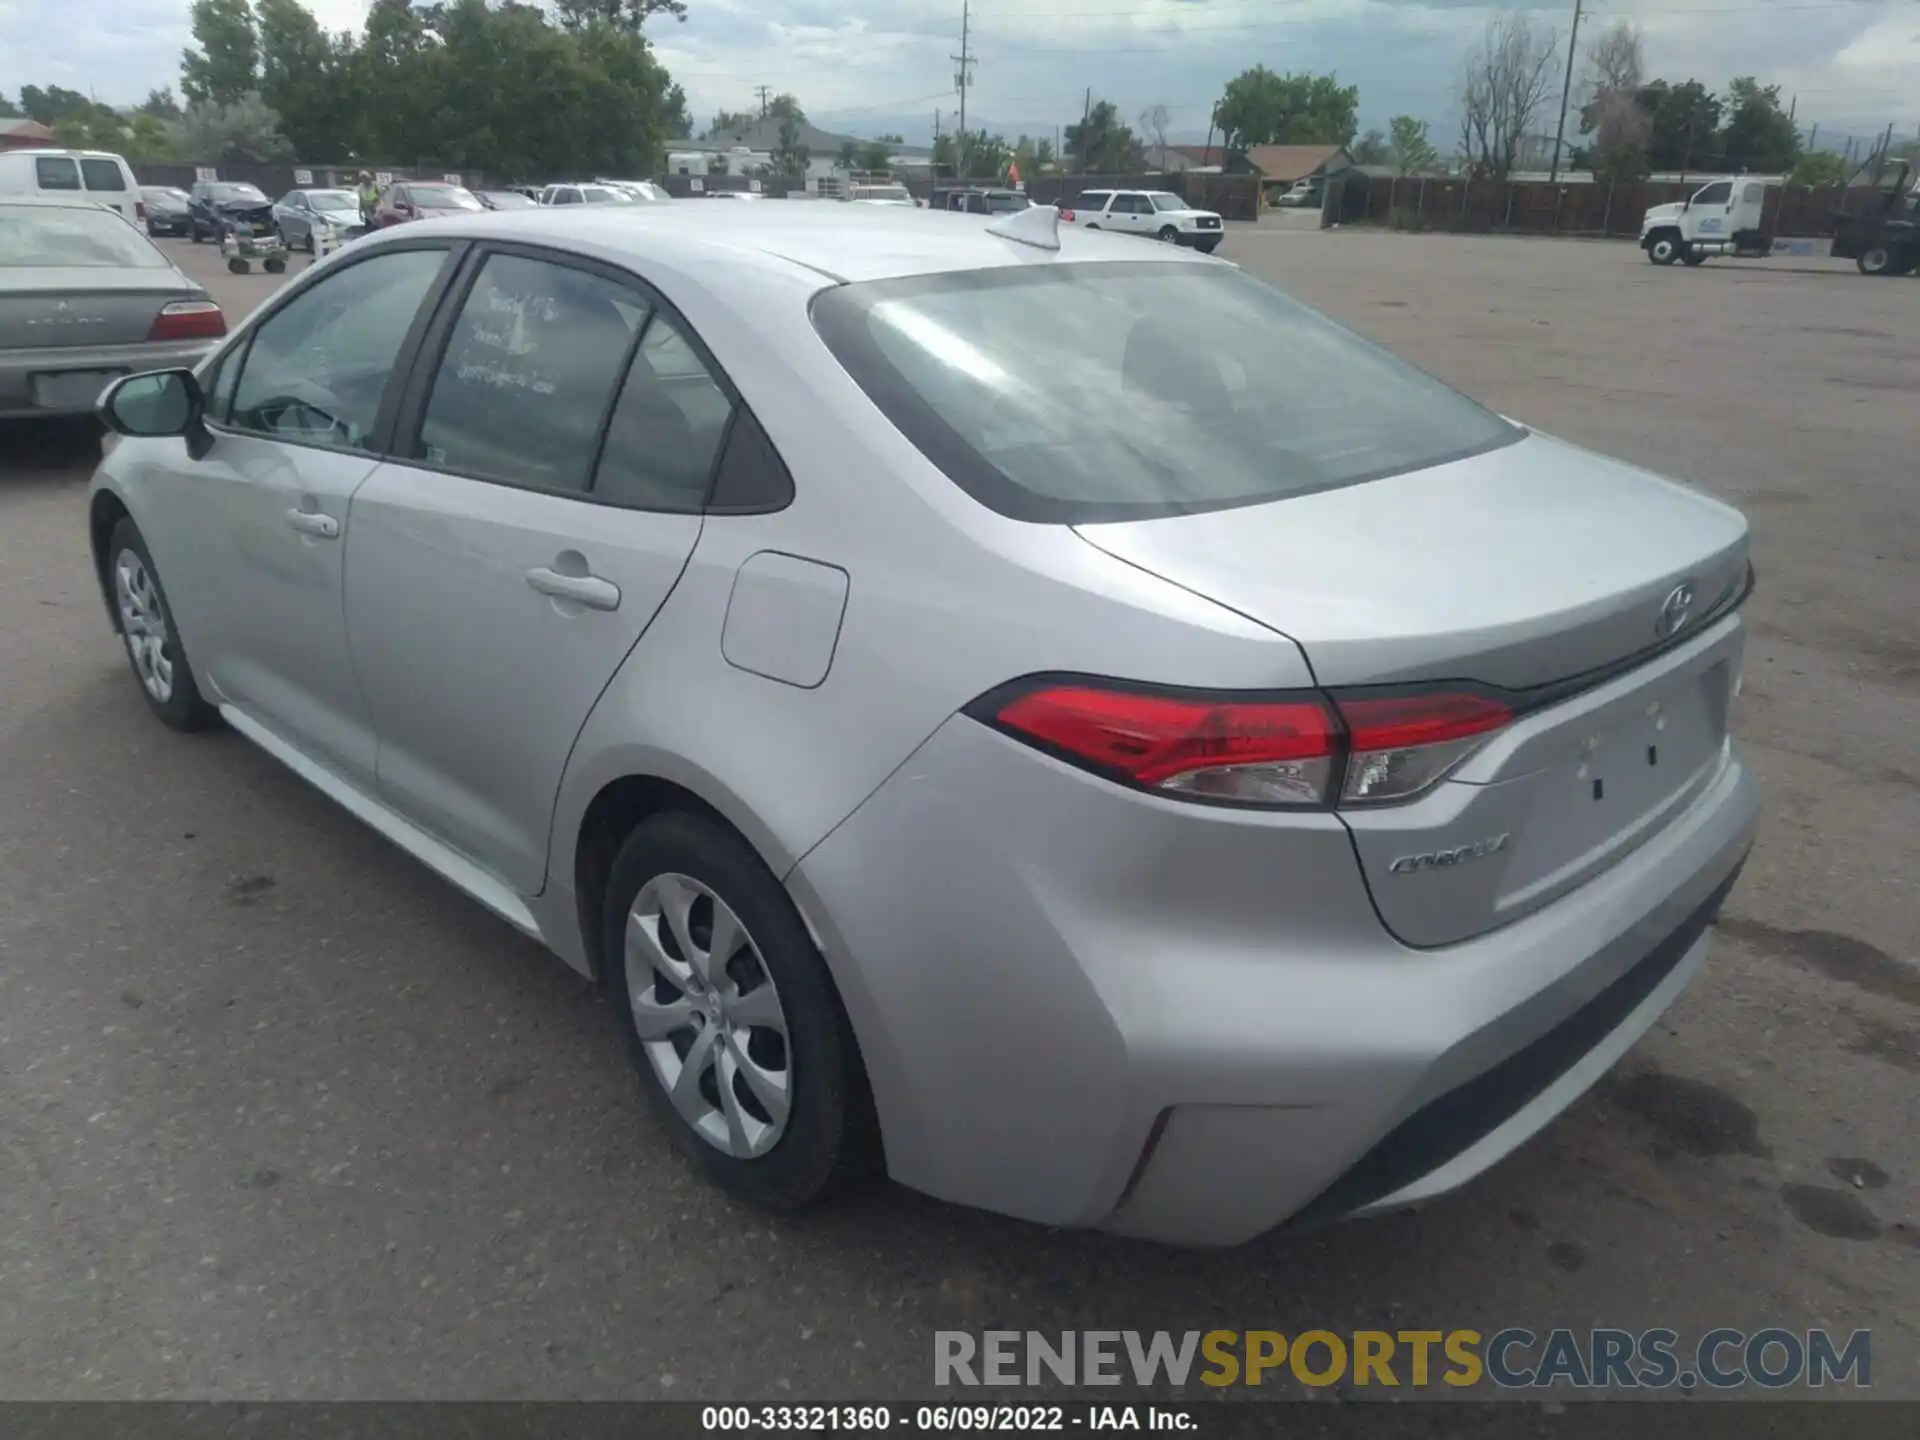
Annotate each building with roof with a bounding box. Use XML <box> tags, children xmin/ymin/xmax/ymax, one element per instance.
<box><xmin>0</xmin><ymin>119</ymin><xmax>58</xmax><ymax>152</ymax></box>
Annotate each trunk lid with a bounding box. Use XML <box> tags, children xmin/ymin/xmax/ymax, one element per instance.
<box><xmin>0</xmin><ymin>270</ymin><xmax>198</xmax><ymax>349</ymax></box>
<box><xmin>1076</xmin><ymin>430</ymin><xmax>1751</xmax><ymax>945</ymax></box>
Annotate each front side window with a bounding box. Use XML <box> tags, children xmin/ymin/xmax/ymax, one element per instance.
<box><xmin>812</xmin><ymin>262</ymin><xmax>1519</xmax><ymax>524</ymax></box>
<box><xmin>416</xmin><ymin>252</ymin><xmax>644</xmax><ymax>492</ymax></box>
<box><xmin>595</xmin><ymin>312</ymin><xmax>735</xmax><ymax>511</ymax></box>
<box><xmin>228</xmin><ymin>247</ymin><xmax>449</xmax><ymax>450</ymax></box>
<box><xmin>34</xmin><ymin>157</ymin><xmax>81</xmax><ymax>190</ymax></box>
<box><xmin>80</xmin><ymin>159</ymin><xmax>127</xmax><ymax>192</ymax></box>
<box><xmin>1693</xmin><ymin>181</ymin><xmax>1732</xmax><ymax>206</ymax></box>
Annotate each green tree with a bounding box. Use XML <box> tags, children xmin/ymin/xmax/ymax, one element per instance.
<box><xmin>765</xmin><ymin>92</ymin><xmax>804</xmax><ymax>123</ymax></box>
<box><xmin>837</xmin><ymin>140</ymin><xmax>859</xmax><ymax>170</ymax></box>
<box><xmin>553</xmin><ymin>0</ymin><xmax>688</xmax><ymax>28</ymax></box>
<box><xmin>180</xmin><ymin>0</ymin><xmax>260</xmax><ymax>108</ymax></box>
<box><xmin>771</xmin><ymin>112</ymin><xmax>809</xmax><ymax>176</ymax></box>
<box><xmin>1718</xmin><ymin>77</ymin><xmax>1798</xmax><ymax>173</ymax></box>
<box><xmin>1786</xmin><ymin>150</ymin><xmax>1847</xmax><ymax>187</ymax></box>
<box><xmin>662</xmin><ymin>82</ymin><xmax>691</xmax><ymax>138</ymax></box>
<box><xmin>931</xmin><ymin>132</ymin><xmax>956</xmax><ymax>172</ymax></box>
<box><xmin>706</xmin><ymin>109</ymin><xmax>754</xmax><ymax>138</ymax></box>
<box><xmin>856</xmin><ymin>138</ymin><xmax>895</xmax><ymax>171</ymax></box>
<box><xmin>257</xmin><ymin>0</ymin><xmax>354</xmax><ymax>159</ymax></box>
<box><xmin>19</xmin><ymin>84</ymin><xmax>94</xmax><ymax>126</ymax></box>
<box><xmin>957</xmin><ymin>129</ymin><xmax>1010</xmax><ymax>180</ymax></box>
<box><xmin>1349</xmin><ymin>129</ymin><xmax>1388</xmax><ymax>165</ymax></box>
<box><xmin>180</xmin><ymin>92</ymin><xmax>293</xmax><ymax>163</ymax></box>
<box><xmin>125</xmin><ymin>113</ymin><xmax>181</xmax><ymax>162</ymax></box>
<box><xmin>0</xmin><ymin>93</ymin><xmax>18</xmax><ymax>118</ymax></box>
<box><xmin>1387</xmin><ymin>115</ymin><xmax>1438</xmax><ymax>174</ymax></box>
<box><xmin>1636</xmin><ymin>79</ymin><xmax>1723</xmax><ymax>171</ymax></box>
<box><xmin>140</xmin><ymin>86</ymin><xmax>183</xmax><ymax>120</ymax></box>
<box><xmin>1214</xmin><ymin>66</ymin><xmax>1359</xmax><ymax>152</ymax></box>
<box><xmin>1065</xmin><ymin>98</ymin><xmax>1136</xmax><ymax>173</ymax></box>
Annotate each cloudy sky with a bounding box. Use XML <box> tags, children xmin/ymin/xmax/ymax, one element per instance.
<box><xmin>3</xmin><ymin>0</ymin><xmax>1914</xmax><ymax>149</ymax></box>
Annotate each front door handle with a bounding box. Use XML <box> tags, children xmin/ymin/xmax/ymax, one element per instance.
<box><xmin>285</xmin><ymin>508</ymin><xmax>339</xmax><ymax>539</ymax></box>
<box><xmin>526</xmin><ymin>567</ymin><xmax>621</xmax><ymax>611</ymax></box>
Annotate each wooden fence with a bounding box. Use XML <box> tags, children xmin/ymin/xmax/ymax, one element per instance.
<box><xmin>1329</xmin><ymin>174</ymin><xmax>1858</xmax><ymax>240</ymax></box>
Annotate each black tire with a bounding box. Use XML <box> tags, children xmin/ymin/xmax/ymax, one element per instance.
<box><xmin>105</xmin><ymin>517</ymin><xmax>218</xmax><ymax>733</ymax></box>
<box><xmin>1085</xmin><ymin>223</ymin><xmax>1099</xmax><ymax>230</ymax></box>
<box><xmin>265</xmin><ymin>258</ymin><xmax>287</xmax><ymax>274</ymax></box>
<box><xmin>1681</xmin><ymin>247</ymin><xmax>1707</xmax><ymax>267</ymax></box>
<box><xmin>604</xmin><ymin>811</ymin><xmax>878</xmax><ymax>1210</ymax></box>
<box><xmin>228</xmin><ymin>257</ymin><xmax>249</xmax><ymax>274</ymax></box>
<box><xmin>1647</xmin><ymin>232</ymin><xmax>1680</xmax><ymax>265</ymax></box>
<box><xmin>1858</xmin><ymin>245</ymin><xmax>1892</xmax><ymax>276</ymax></box>
<box><xmin>1196</xmin><ymin>239</ymin><xmax>1220</xmax><ymax>254</ymax></box>
<box><xmin>1157</xmin><ymin>225</ymin><xmax>1179</xmax><ymax>243</ymax></box>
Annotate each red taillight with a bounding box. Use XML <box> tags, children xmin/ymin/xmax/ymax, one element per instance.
<box><xmin>147</xmin><ymin>299</ymin><xmax>227</xmax><ymax>343</ymax></box>
<box><xmin>978</xmin><ymin>680</ymin><xmax>1513</xmax><ymax>808</ymax></box>
<box><xmin>1059</xmin><ymin>207</ymin><xmax>1076</xmax><ymax>222</ymax></box>
<box><xmin>986</xmin><ymin>683</ymin><xmax>1341</xmax><ymax>806</ymax></box>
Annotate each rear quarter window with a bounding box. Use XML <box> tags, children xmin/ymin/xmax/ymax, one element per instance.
<box><xmin>810</xmin><ymin>261</ymin><xmax>1520</xmax><ymax>524</ymax></box>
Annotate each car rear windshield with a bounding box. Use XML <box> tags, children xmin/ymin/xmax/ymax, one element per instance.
<box><xmin>410</xmin><ymin>184</ymin><xmax>482</xmax><ymax>209</ymax></box>
<box><xmin>0</xmin><ymin>203</ymin><xmax>168</xmax><ymax>268</ymax></box>
<box><xmin>810</xmin><ymin>261</ymin><xmax>1520</xmax><ymax>523</ymax></box>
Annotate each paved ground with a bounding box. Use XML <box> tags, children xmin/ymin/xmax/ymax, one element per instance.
<box><xmin>1</xmin><ymin>229</ymin><xmax>1915</xmax><ymax>1400</ymax></box>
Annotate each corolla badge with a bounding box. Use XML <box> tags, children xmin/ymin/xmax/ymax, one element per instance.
<box><xmin>1389</xmin><ymin>832</ymin><xmax>1511</xmax><ymax>875</ymax></box>
<box><xmin>1656</xmin><ymin>580</ymin><xmax>1697</xmax><ymax>639</ymax></box>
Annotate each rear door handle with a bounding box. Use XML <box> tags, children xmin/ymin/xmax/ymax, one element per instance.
<box><xmin>526</xmin><ymin>567</ymin><xmax>621</xmax><ymax>611</ymax></box>
<box><xmin>285</xmin><ymin>509</ymin><xmax>339</xmax><ymax>539</ymax></box>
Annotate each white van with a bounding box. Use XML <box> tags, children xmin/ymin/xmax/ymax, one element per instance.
<box><xmin>0</xmin><ymin>148</ymin><xmax>144</xmax><ymax>224</ymax></box>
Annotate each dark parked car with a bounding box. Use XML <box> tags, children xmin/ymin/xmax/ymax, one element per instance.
<box><xmin>141</xmin><ymin>186</ymin><xmax>192</xmax><ymax>237</ymax></box>
<box><xmin>186</xmin><ymin>181</ymin><xmax>274</xmax><ymax>244</ymax></box>
<box><xmin>374</xmin><ymin>181</ymin><xmax>485</xmax><ymax>227</ymax></box>
<box><xmin>272</xmin><ymin>187</ymin><xmax>361</xmax><ymax>250</ymax></box>
<box><xmin>929</xmin><ymin>186</ymin><xmax>1030</xmax><ymax>215</ymax></box>
<box><xmin>476</xmin><ymin>189</ymin><xmax>538</xmax><ymax>211</ymax></box>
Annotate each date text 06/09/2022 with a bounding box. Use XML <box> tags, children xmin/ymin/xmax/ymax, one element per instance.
<box><xmin>702</xmin><ymin>1406</ymin><xmax>1192</xmax><ymax>1432</ymax></box>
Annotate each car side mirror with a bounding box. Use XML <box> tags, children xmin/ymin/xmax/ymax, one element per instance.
<box><xmin>100</xmin><ymin>370</ymin><xmax>212</xmax><ymax>457</ymax></box>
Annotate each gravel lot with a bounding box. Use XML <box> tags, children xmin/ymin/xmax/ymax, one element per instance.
<box><xmin>1</xmin><ymin>227</ymin><xmax>1914</xmax><ymax>1400</ymax></box>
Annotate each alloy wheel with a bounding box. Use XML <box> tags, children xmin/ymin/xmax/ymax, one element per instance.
<box><xmin>626</xmin><ymin>872</ymin><xmax>792</xmax><ymax>1158</ymax></box>
<box><xmin>114</xmin><ymin>550</ymin><xmax>174</xmax><ymax>704</ymax></box>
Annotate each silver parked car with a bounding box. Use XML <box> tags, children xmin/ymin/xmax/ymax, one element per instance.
<box><xmin>85</xmin><ymin>204</ymin><xmax>1758</xmax><ymax>1245</ymax></box>
<box><xmin>1</xmin><ymin>195</ymin><xmax>227</xmax><ymax>419</ymax></box>
<box><xmin>272</xmin><ymin>186</ymin><xmax>361</xmax><ymax>251</ymax></box>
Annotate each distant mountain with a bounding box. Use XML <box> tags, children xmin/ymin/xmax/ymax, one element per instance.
<box><xmin>811</xmin><ymin>110</ymin><xmax>1069</xmax><ymax>149</ymax></box>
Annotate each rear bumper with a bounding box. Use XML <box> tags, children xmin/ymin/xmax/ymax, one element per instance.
<box><xmin>789</xmin><ymin>715</ymin><xmax>1759</xmax><ymax>1247</ymax></box>
<box><xmin>0</xmin><ymin>342</ymin><xmax>215</xmax><ymax>418</ymax></box>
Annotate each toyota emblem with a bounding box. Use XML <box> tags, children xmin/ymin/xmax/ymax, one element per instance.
<box><xmin>1656</xmin><ymin>581</ymin><xmax>1697</xmax><ymax>639</ymax></box>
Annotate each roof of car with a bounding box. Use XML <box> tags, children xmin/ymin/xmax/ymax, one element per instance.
<box><xmin>382</xmin><ymin>202</ymin><xmax>1220</xmax><ymax>285</ymax></box>
<box><xmin>0</xmin><ymin>193</ymin><xmax>121</xmax><ymax>209</ymax></box>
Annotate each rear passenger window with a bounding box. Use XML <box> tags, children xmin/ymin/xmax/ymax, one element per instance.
<box><xmin>81</xmin><ymin>160</ymin><xmax>127</xmax><ymax>192</ymax></box>
<box><xmin>34</xmin><ymin>157</ymin><xmax>81</xmax><ymax>190</ymax></box>
<box><xmin>594</xmin><ymin>312</ymin><xmax>734</xmax><ymax>511</ymax></box>
<box><xmin>417</xmin><ymin>252</ymin><xmax>642</xmax><ymax>492</ymax></box>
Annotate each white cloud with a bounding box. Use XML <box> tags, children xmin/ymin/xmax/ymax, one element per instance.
<box><xmin>0</xmin><ymin>0</ymin><xmax>1909</xmax><ymax>149</ymax></box>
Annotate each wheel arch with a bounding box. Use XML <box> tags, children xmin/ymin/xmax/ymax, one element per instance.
<box><xmin>89</xmin><ymin>488</ymin><xmax>132</xmax><ymax>633</ymax></box>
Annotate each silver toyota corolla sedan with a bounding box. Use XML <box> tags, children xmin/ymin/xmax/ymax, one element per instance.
<box><xmin>1</xmin><ymin>195</ymin><xmax>227</xmax><ymax>418</ymax></box>
<box><xmin>85</xmin><ymin>203</ymin><xmax>1758</xmax><ymax>1246</ymax></box>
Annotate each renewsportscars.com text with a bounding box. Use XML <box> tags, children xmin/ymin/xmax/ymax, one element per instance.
<box><xmin>934</xmin><ymin>1328</ymin><xmax>1871</xmax><ymax>1391</ymax></box>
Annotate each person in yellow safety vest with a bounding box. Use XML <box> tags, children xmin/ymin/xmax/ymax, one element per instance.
<box><xmin>356</xmin><ymin>171</ymin><xmax>380</xmax><ymax>227</ymax></box>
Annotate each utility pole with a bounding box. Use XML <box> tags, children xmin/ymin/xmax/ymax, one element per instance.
<box><xmin>1548</xmin><ymin>0</ymin><xmax>1584</xmax><ymax>184</ymax></box>
<box><xmin>1079</xmin><ymin>87</ymin><xmax>1091</xmax><ymax>174</ymax></box>
<box><xmin>950</xmin><ymin>0</ymin><xmax>975</xmax><ymax>174</ymax></box>
<box><xmin>754</xmin><ymin>85</ymin><xmax>772</xmax><ymax>118</ymax></box>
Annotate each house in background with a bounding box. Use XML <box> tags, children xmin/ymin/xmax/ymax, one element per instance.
<box><xmin>0</xmin><ymin>119</ymin><xmax>57</xmax><ymax>152</ymax></box>
<box><xmin>665</xmin><ymin>117</ymin><xmax>932</xmax><ymax>191</ymax></box>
